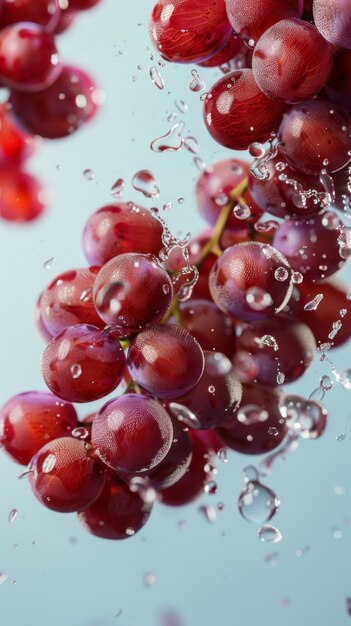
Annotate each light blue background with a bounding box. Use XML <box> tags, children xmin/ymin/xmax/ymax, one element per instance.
<box><xmin>0</xmin><ymin>2</ymin><xmax>351</xmax><ymax>625</ymax></box>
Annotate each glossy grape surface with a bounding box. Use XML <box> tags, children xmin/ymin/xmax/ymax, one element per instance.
<box><xmin>225</xmin><ymin>0</ymin><xmax>303</xmax><ymax>44</ymax></box>
<box><xmin>313</xmin><ymin>0</ymin><xmax>351</xmax><ymax>48</ymax></box>
<box><xmin>1</xmin><ymin>0</ymin><xmax>61</xmax><ymax>31</ymax></box>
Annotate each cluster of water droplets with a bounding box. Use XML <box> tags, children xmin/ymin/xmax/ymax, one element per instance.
<box><xmin>238</xmin><ymin>466</ymin><xmax>282</xmax><ymax>543</ymax></box>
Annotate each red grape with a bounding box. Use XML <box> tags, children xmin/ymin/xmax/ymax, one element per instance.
<box><xmin>78</xmin><ymin>473</ymin><xmax>152</xmax><ymax>540</ymax></box>
<box><xmin>252</xmin><ymin>19</ymin><xmax>333</xmax><ymax>103</ymax></box>
<box><xmin>91</xmin><ymin>393</ymin><xmax>174</xmax><ymax>474</ymax></box>
<box><xmin>146</xmin><ymin>419</ymin><xmax>192</xmax><ymax>489</ymax></box>
<box><xmin>0</xmin><ymin>391</ymin><xmax>77</xmax><ymax>465</ymax></box>
<box><xmin>0</xmin><ymin>23</ymin><xmax>60</xmax><ymax>92</ymax></box>
<box><xmin>168</xmin><ymin>350</ymin><xmax>242</xmax><ymax>429</ymax></box>
<box><xmin>195</xmin><ymin>159</ymin><xmax>262</xmax><ymax>229</ymax></box>
<box><xmin>273</xmin><ymin>212</ymin><xmax>344</xmax><ymax>280</ymax></box>
<box><xmin>203</xmin><ymin>69</ymin><xmax>287</xmax><ymax>150</ymax></box>
<box><xmin>127</xmin><ymin>324</ymin><xmax>204</xmax><ymax>399</ymax></box>
<box><xmin>313</xmin><ymin>0</ymin><xmax>351</xmax><ymax>48</ymax></box>
<box><xmin>209</xmin><ymin>241</ymin><xmax>293</xmax><ymax>322</ymax></box>
<box><xmin>82</xmin><ymin>202</ymin><xmax>164</xmax><ymax>267</ymax></box>
<box><xmin>278</xmin><ymin>99</ymin><xmax>351</xmax><ymax>175</ymax></box>
<box><xmin>1</xmin><ymin>0</ymin><xmax>61</xmax><ymax>31</ymax></box>
<box><xmin>217</xmin><ymin>384</ymin><xmax>287</xmax><ymax>454</ymax></box>
<box><xmin>41</xmin><ymin>324</ymin><xmax>126</xmax><ymax>403</ymax></box>
<box><xmin>93</xmin><ymin>253</ymin><xmax>173</xmax><ymax>335</ymax></box>
<box><xmin>29</xmin><ymin>437</ymin><xmax>106</xmax><ymax>513</ymax></box>
<box><xmin>198</xmin><ymin>35</ymin><xmax>245</xmax><ymax>68</ymax></box>
<box><xmin>10</xmin><ymin>64</ymin><xmax>99</xmax><ymax>138</ymax></box>
<box><xmin>233</xmin><ymin>317</ymin><xmax>316</xmax><ymax>386</ymax></box>
<box><xmin>0</xmin><ymin>167</ymin><xmax>46</xmax><ymax>222</ymax></box>
<box><xmin>149</xmin><ymin>0</ymin><xmax>232</xmax><ymax>64</ymax></box>
<box><xmin>0</xmin><ymin>103</ymin><xmax>39</xmax><ymax>163</ymax></box>
<box><xmin>38</xmin><ymin>267</ymin><xmax>104</xmax><ymax>338</ymax></box>
<box><xmin>325</xmin><ymin>49</ymin><xmax>351</xmax><ymax>113</ymax></box>
<box><xmin>225</xmin><ymin>0</ymin><xmax>303</xmax><ymax>44</ymax></box>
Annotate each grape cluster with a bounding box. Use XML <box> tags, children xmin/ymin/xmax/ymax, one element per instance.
<box><xmin>0</xmin><ymin>0</ymin><xmax>102</xmax><ymax>223</ymax></box>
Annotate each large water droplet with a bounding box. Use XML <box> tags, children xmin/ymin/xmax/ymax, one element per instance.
<box><xmin>132</xmin><ymin>170</ymin><xmax>160</xmax><ymax>198</ymax></box>
<box><xmin>238</xmin><ymin>480</ymin><xmax>280</xmax><ymax>524</ymax></box>
<box><xmin>189</xmin><ymin>69</ymin><xmax>205</xmax><ymax>92</ymax></box>
<box><xmin>258</xmin><ymin>525</ymin><xmax>282</xmax><ymax>544</ymax></box>
<box><xmin>150</xmin><ymin>66</ymin><xmax>164</xmax><ymax>90</ymax></box>
<box><xmin>304</xmin><ymin>294</ymin><xmax>324</xmax><ymax>311</ymax></box>
<box><xmin>110</xmin><ymin>178</ymin><xmax>125</xmax><ymax>198</ymax></box>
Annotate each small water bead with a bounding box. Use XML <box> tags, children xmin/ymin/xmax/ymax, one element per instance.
<box><xmin>204</xmin><ymin>481</ymin><xmax>218</xmax><ymax>495</ymax></box>
<box><xmin>336</xmin><ymin>433</ymin><xmax>347</xmax><ymax>442</ymax></box>
<box><xmin>304</xmin><ymin>294</ymin><xmax>324</xmax><ymax>311</ymax></box>
<box><xmin>243</xmin><ymin>466</ymin><xmax>259</xmax><ymax>483</ymax></box>
<box><xmin>8</xmin><ymin>509</ymin><xmax>18</xmax><ymax>524</ymax></box>
<box><xmin>214</xmin><ymin>191</ymin><xmax>229</xmax><ymax>207</ymax></box>
<box><xmin>328</xmin><ymin>320</ymin><xmax>343</xmax><ymax>340</ymax></box>
<box><xmin>189</xmin><ymin>69</ymin><xmax>205</xmax><ymax>93</ymax></box>
<box><xmin>177</xmin><ymin>197</ymin><xmax>184</xmax><ymax>205</ymax></box>
<box><xmin>258</xmin><ymin>525</ymin><xmax>283</xmax><ymax>544</ymax></box>
<box><xmin>233</xmin><ymin>204</ymin><xmax>251</xmax><ymax>220</ymax></box>
<box><xmin>279</xmin><ymin>394</ymin><xmax>327</xmax><ymax>440</ymax></box>
<box><xmin>320</xmin><ymin>375</ymin><xmax>333</xmax><ymax>391</ymax></box>
<box><xmin>217</xmin><ymin>448</ymin><xmax>228</xmax><ymax>463</ymax></box>
<box><xmin>275</xmin><ymin>267</ymin><xmax>289</xmax><ymax>282</ymax></box>
<box><xmin>168</xmin><ymin>402</ymin><xmax>201</xmax><ymax>430</ymax></box>
<box><xmin>249</xmin><ymin>142</ymin><xmax>265</xmax><ymax>159</ymax></box>
<box><xmin>333</xmin><ymin>527</ymin><xmax>342</xmax><ymax>540</ymax></box>
<box><xmin>83</xmin><ymin>169</ymin><xmax>95</xmax><ymax>181</ymax></box>
<box><xmin>308</xmin><ymin>386</ymin><xmax>325</xmax><ymax>402</ymax></box>
<box><xmin>291</xmin><ymin>272</ymin><xmax>303</xmax><ymax>284</ymax></box>
<box><xmin>246</xmin><ymin>287</ymin><xmax>273</xmax><ymax>311</ymax></box>
<box><xmin>238</xmin><ymin>480</ymin><xmax>280</xmax><ymax>524</ymax></box>
<box><xmin>150</xmin><ymin>121</ymin><xmax>185</xmax><ymax>153</ymax></box>
<box><xmin>183</xmin><ymin>136</ymin><xmax>200</xmax><ymax>154</ymax></box>
<box><xmin>174</xmin><ymin>99</ymin><xmax>188</xmax><ymax>114</ymax></box>
<box><xmin>205</xmin><ymin>352</ymin><xmax>232</xmax><ymax>376</ymax></box>
<box><xmin>261</xmin><ymin>335</ymin><xmax>279</xmax><ymax>351</ymax></box>
<box><xmin>71</xmin><ymin>364</ymin><xmax>82</xmax><ymax>379</ymax></box>
<box><xmin>71</xmin><ymin>427</ymin><xmax>89</xmax><ymax>440</ymax></box>
<box><xmin>94</xmin><ymin>280</ymin><xmax>128</xmax><ymax>317</ymax></box>
<box><xmin>198</xmin><ymin>505</ymin><xmax>217</xmax><ymax>523</ymax></box>
<box><xmin>43</xmin><ymin>257</ymin><xmax>55</xmax><ymax>270</ymax></box>
<box><xmin>265</xmin><ymin>551</ymin><xmax>279</xmax><ymax>566</ymax></box>
<box><xmin>322</xmin><ymin>211</ymin><xmax>340</xmax><ymax>230</ymax></box>
<box><xmin>162</xmin><ymin>283</ymin><xmax>171</xmax><ymax>295</ymax></box>
<box><xmin>237</xmin><ymin>405</ymin><xmax>269</xmax><ymax>426</ymax></box>
<box><xmin>150</xmin><ymin>66</ymin><xmax>164</xmax><ymax>90</ymax></box>
<box><xmin>110</xmin><ymin>178</ymin><xmax>125</xmax><ymax>199</ymax></box>
<box><xmin>268</xmin><ymin>427</ymin><xmax>279</xmax><ymax>437</ymax></box>
<box><xmin>254</xmin><ymin>220</ymin><xmax>280</xmax><ymax>233</ymax></box>
<box><xmin>143</xmin><ymin>572</ymin><xmax>156</xmax><ymax>587</ymax></box>
<box><xmin>132</xmin><ymin>170</ymin><xmax>160</xmax><ymax>198</ymax></box>
<box><xmin>277</xmin><ymin>372</ymin><xmax>285</xmax><ymax>385</ymax></box>
<box><xmin>275</xmin><ymin>161</ymin><xmax>286</xmax><ymax>172</ymax></box>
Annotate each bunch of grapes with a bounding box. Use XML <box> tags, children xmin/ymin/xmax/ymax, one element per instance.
<box><xmin>0</xmin><ymin>0</ymin><xmax>103</xmax><ymax>223</ymax></box>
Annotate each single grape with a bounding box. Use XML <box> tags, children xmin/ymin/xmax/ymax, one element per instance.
<box><xmin>273</xmin><ymin>213</ymin><xmax>344</xmax><ymax>280</ymax></box>
<box><xmin>127</xmin><ymin>324</ymin><xmax>205</xmax><ymax>399</ymax></box>
<box><xmin>313</xmin><ymin>0</ymin><xmax>351</xmax><ymax>48</ymax></box>
<box><xmin>41</xmin><ymin>324</ymin><xmax>126</xmax><ymax>403</ymax></box>
<box><xmin>252</xmin><ymin>19</ymin><xmax>333</xmax><ymax>103</ymax></box>
<box><xmin>0</xmin><ymin>103</ymin><xmax>39</xmax><ymax>163</ymax></box>
<box><xmin>278</xmin><ymin>99</ymin><xmax>351</xmax><ymax>174</ymax></box>
<box><xmin>195</xmin><ymin>159</ymin><xmax>262</xmax><ymax>230</ymax></box>
<box><xmin>225</xmin><ymin>0</ymin><xmax>303</xmax><ymax>44</ymax></box>
<box><xmin>0</xmin><ymin>23</ymin><xmax>60</xmax><ymax>92</ymax></box>
<box><xmin>209</xmin><ymin>241</ymin><xmax>293</xmax><ymax>322</ymax></box>
<box><xmin>233</xmin><ymin>317</ymin><xmax>316</xmax><ymax>386</ymax></box>
<box><xmin>0</xmin><ymin>391</ymin><xmax>77</xmax><ymax>465</ymax></box>
<box><xmin>149</xmin><ymin>0</ymin><xmax>232</xmax><ymax>64</ymax></box>
<box><xmin>82</xmin><ymin>202</ymin><xmax>164</xmax><ymax>267</ymax></box>
<box><xmin>93</xmin><ymin>253</ymin><xmax>172</xmax><ymax>335</ymax></box>
<box><xmin>203</xmin><ymin>69</ymin><xmax>287</xmax><ymax>150</ymax></box>
<box><xmin>10</xmin><ymin>64</ymin><xmax>99</xmax><ymax>138</ymax></box>
<box><xmin>325</xmin><ymin>49</ymin><xmax>351</xmax><ymax>113</ymax></box>
<box><xmin>1</xmin><ymin>0</ymin><xmax>61</xmax><ymax>31</ymax></box>
<box><xmin>168</xmin><ymin>350</ymin><xmax>242</xmax><ymax>429</ymax></box>
<box><xmin>0</xmin><ymin>167</ymin><xmax>46</xmax><ymax>222</ymax></box>
<box><xmin>78</xmin><ymin>473</ymin><xmax>152</xmax><ymax>540</ymax></box>
<box><xmin>217</xmin><ymin>384</ymin><xmax>287</xmax><ymax>454</ymax></box>
<box><xmin>29</xmin><ymin>437</ymin><xmax>106</xmax><ymax>513</ymax></box>
<box><xmin>38</xmin><ymin>267</ymin><xmax>104</xmax><ymax>338</ymax></box>
<box><xmin>91</xmin><ymin>393</ymin><xmax>174</xmax><ymax>474</ymax></box>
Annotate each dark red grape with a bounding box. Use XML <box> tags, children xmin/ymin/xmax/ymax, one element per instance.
<box><xmin>168</xmin><ymin>350</ymin><xmax>242</xmax><ymax>429</ymax></box>
<box><xmin>38</xmin><ymin>267</ymin><xmax>104</xmax><ymax>338</ymax></box>
<box><xmin>273</xmin><ymin>212</ymin><xmax>344</xmax><ymax>280</ymax></box>
<box><xmin>209</xmin><ymin>241</ymin><xmax>293</xmax><ymax>322</ymax></box>
<box><xmin>127</xmin><ymin>324</ymin><xmax>204</xmax><ymax>399</ymax></box>
<box><xmin>78</xmin><ymin>473</ymin><xmax>152</xmax><ymax>540</ymax></box>
<box><xmin>175</xmin><ymin>299</ymin><xmax>236</xmax><ymax>359</ymax></box>
<box><xmin>158</xmin><ymin>430</ymin><xmax>213</xmax><ymax>505</ymax></box>
<box><xmin>0</xmin><ymin>103</ymin><xmax>39</xmax><ymax>163</ymax></box>
<box><xmin>233</xmin><ymin>317</ymin><xmax>316</xmax><ymax>386</ymax></box>
<box><xmin>1</xmin><ymin>0</ymin><xmax>61</xmax><ymax>31</ymax></box>
<box><xmin>149</xmin><ymin>0</ymin><xmax>232</xmax><ymax>64</ymax></box>
<box><xmin>195</xmin><ymin>159</ymin><xmax>262</xmax><ymax>229</ymax></box>
<box><xmin>82</xmin><ymin>202</ymin><xmax>164</xmax><ymax>267</ymax></box>
<box><xmin>325</xmin><ymin>49</ymin><xmax>351</xmax><ymax>113</ymax></box>
<box><xmin>91</xmin><ymin>393</ymin><xmax>174</xmax><ymax>474</ymax></box>
<box><xmin>41</xmin><ymin>324</ymin><xmax>126</xmax><ymax>403</ymax></box>
<box><xmin>0</xmin><ymin>167</ymin><xmax>46</xmax><ymax>222</ymax></box>
<box><xmin>93</xmin><ymin>253</ymin><xmax>172</xmax><ymax>335</ymax></box>
<box><xmin>143</xmin><ymin>418</ymin><xmax>192</xmax><ymax>489</ymax></box>
<box><xmin>278</xmin><ymin>99</ymin><xmax>351</xmax><ymax>175</ymax></box>
<box><xmin>217</xmin><ymin>384</ymin><xmax>287</xmax><ymax>454</ymax></box>
<box><xmin>313</xmin><ymin>0</ymin><xmax>351</xmax><ymax>48</ymax></box>
<box><xmin>10</xmin><ymin>64</ymin><xmax>99</xmax><ymax>138</ymax></box>
<box><xmin>0</xmin><ymin>23</ymin><xmax>60</xmax><ymax>92</ymax></box>
<box><xmin>198</xmin><ymin>35</ymin><xmax>245</xmax><ymax>68</ymax></box>
<box><xmin>225</xmin><ymin>0</ymin><xmax>303</xmax><ymax>44</ymax></box>
<box><xmin>0</xmin><ymin>391</ymin><xmax>77</xmax><ymax>465</ymax></box>
<box><xmin>252</xmin><ymin>19</ymin><xmax>333</xmax><ymax>103</ymax></box>
<box><xmin>203</xmin><ymin>69</ymin><xmax>287</xmax><ymax>150</ymax></box>
<box><xmin>29</xmin><ymin>437</ymin><xmax>106</xmax><ymax>513</ymax></box>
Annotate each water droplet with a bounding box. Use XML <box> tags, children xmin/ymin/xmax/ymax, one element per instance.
<box><xmin>261</xmin><ymin>334</ymin><xmax>279</xmax><ymax>351</ymax></box>
<box><xmin>208</xmin><ymin>385</ymin><xmax>215</xmax><ymax>394</ymax></box>
<box><xmin>320</xmin><ymin>375</ymin><xmax>333</xmax><ymax>391</ymax></box>
<box><xmin>42</xmin><ymin>453</ymin><xmax>57</xmax><ymax>473</ymax></box>
<box><xmin>336</xmin><ymin>432</ymin><xmax>347</xmax><ymax>442</ymax></box>
<box><xmin>150</xmin><ymin>66</ymin><xmax>164</xmax><ymax>90</ymax></box>
<box><xmin>214</xmin><ymin>191</ymin><xmax>229</xmax><ymax>207</ymax></box>
<box><xmin>150</xmin><ymin>121</ymin><xmax>184</xmax><ymax>153</ymax></box>
<box><xmin>291</xmin><ymin>272</ymin><xmax>303</xmax><ymax>284</ymax></box>
<box><xmin>162</xmin><ymin>283</ymin><xmax>171</xmax><ymax>295</ymax></box>
<box><xmin>43</xmin><ymin>257</ymin><xmax>55</xmax><ymax>270</ymax></box>
<box><xmin>237</xmin><ymin>405</ymin><xmax>269</xmax><ymax>425</ymax></box>
<box><xmin>204</xmin><ymin>481</ymin><xmax>217</xmax><ymax>495</ymax></box>
<box><xmin>268</xmin><ymin>427</ymin><xmax>279</xmax><ymax>436</ymax></box>
<box><xmin>304</xmin><ymin>294</ymin><xmax>324</xmax><ymax>311</ymax></box>
<box><xmin>265</xmin><ymin>551</ymin><xmax>279</xmax><ymax>566</ymax></box>
<box><xmin>333</xmin><ymin>527</ymin><xmax>342</xmax><ymax>540</ymax></box>
<box><xmin>8</xmin><ymin>509</ymin><xmax>18</xmax><ymax>524</ymax></box>
<box><xmin>110</xmin><ymin>178</ymin><xmax>125</xmax><ymax>199</ymax></box>
<box><xmin>83</xmin><ymin>168</ymin><xmax>95</xmax><ymax>181</ymax></box>
<box><xmin>174</xmin><ymin>99</ymin><xmax>188</xmax><ymax>113</ymax></box>
<box><xmin>249</xmin><ymin>142</ymin><xmax>265</xmax><ymax>158</ymax></box>
<box><xmin>254</xmin><ymin>220</ymin><xmax>280</xmax><ymax>233</ymax></box>
<box><xmin>143</xmin><ymin>572</ymin><xmax>156</xmax><ymax>587</ymax></box>
<box><xmin>71</xmin><ymin>364</ymin><xmax>82</xmax><ymax>379</ymax></box>
<box><xmin>296</xmin><ymin>545</ymin><xmax>310</xmax><ymax>557</ymax></box>
<box><xmin>308</xmin><ymin>386</ymin><xmax>325</xmax><ymax>402</ymax></box>
<box><xmin>177</xmin><ymin>197</ymin><xmax>184</xmax><ymax>204</ymax></box>
<box><xmin>217</xmin><ymin>448</ymin><xmax>228</xmax><ymax>463</ymax></box>
<box><xmin>258</xmin><ymin>525</ymin><xmax>282</xmax><ymax>544</ymax></box>
<box><xmin>233</xmin><ymin>204</ymin><xmax>251</xmax><ymax>220</ymax></box>
<box><xmin>275</xmin><ymin>267</ymin><xmax>289</xmax><ymax>282</ymax></box>
<box><xmin>168</xmin><ymin>402</ymin><xmax>200</xmax><ymax>429</ymax></box>
<box><xmin>277</xmin><ymin>372</ymin><xmax>285</xmax><ymax>385</ymax></box>
<box><xmin>163</xmin><ymin>202</ymin><xmax>173</xmax><ymax>212</ymax></box>
<box><xmin>246</xmin><ymin>287</ymin><xmax>273</xmax><ymax>311</ymax></box>
<box><xmin>189</xmin><ymin>69</ymin><xmax>205</xmax><ymax>92</ymax></box>
<box><xmin>238</xmin><ymin>481</ymin><xmax>280</xmax><ymax>524</ymax></box>
<box><xmin>193</xmin><ymin>156</ymin><xmax>208</xmax><ymax>171</ymax></box>
<box><xmin>95</xmin><ymin>280</ymin><xmax>128</xmax><ymax>316</ymax></box>
<box><xmin>71</xmin><ymin>426</ymin><xmax>89</xmax><ymax>440</ymax></box>
<box><xmin>132</xmin><ymin>170</ymin><xmax>160</xmax><ymax>198</ymax></box>
<box><xmin>198</xmin><ymin>505</ymin><xmax>217</xmax><ymax>523</ymax></box>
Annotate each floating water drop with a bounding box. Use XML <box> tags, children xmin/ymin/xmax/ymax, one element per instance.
<box><xmin>277</xmin><ymin>372</ymin><xmax>285</xmax><ymax>385</ymax></box>
<box><xmin>291</xmin><ymin>271</ymin><xmax>303</xmax><ymax>284</ymax></box>
<box><xmin>193</xmin><ymin>156</ymin><xmax>208</xmax><ymax>171</ymax></box>
<box><xmin>204</xmin><ymin>481</ymin><xmax>218</xmax><ymax>495</ymax></box>
<box><xmin>279</xmin><ymin>394</ymin><xmax>327</xmax><ymax>439</ymax></box>
<box><xmin>110</xmin><ymin>178</ymin><xmax>125</xmax><ymax>199</ymax></box>
<box><xmin>233</xmin><ymin>204</ymin><xmax>251</xmax><ymax>220</ymax></box>
<box><xmin>143</xmin><ymin>572</ymin><xmax>156</xmax><ymax>587</ymax></box>
<box><xmin>308</xmin><ymin>386</ymin><xmax>325</xmax><ymax>402</ymax></box>
<box><xmin>265</xmin><ymin>551</ymin><xmax>279</xmax><ymax>566</ymax></box>
<box><xmin>129</xmin><ymin>476</ymin><xmax>156</xmax><ymax>505</ymax></box>
<box><xmin>237</xmin><ymin>405</ymin><xmax>269</xmax><ymax>426</ymax></box>
<box><xmin>183</xmin><ymin>135</ymin><xmax>200</xmax><ymax>154</ymax></box>
<box><xmin>168</xmin><ymin>402</ymin><xmax>200</xmax><ymax>429</ymax></box>
<box><xmin>132</xmin><ymin>170</ymin><xmax>160</xmax><ymax>198</ymax></box>
<box><xmin>205</xmin><ymin>352</ymin><xmax>232</xmax><ymax>376</ymax></box>
<box><xmin>43</xmin><ymin>257</ymin><xmax>55</xmax><ymax>270</ymax></box>
<box><xmin>198</xmin><ymin>505</ymin><xmax>217</xmax><ymax>523</ymax></box>
<box><xmin>275</xmin><ymin>267</ymin><xmax>289</xmax><ymax>282</ymax></box>
<box><xmin>268</xmin><ymin>427</ymin><xmax>279</xmax><ymax>436</ymax></box>
<box><xmin>83</xmin><ymin>168</ymin><xmax>95</xmax><ymax>181</ymax></box>
<box><xmin>258</xmin><ymin>525</ymin><xmax>282</xmax><ymax>544</ymax></box>
<box><xmin>238</xmin><ymin>480</ymin><xmax>280</xmax><ymax>524</ymax></box>
<box><xmin>249</xmin><ymin>142</ymin><xmax>265</xmax><ymax>158</ymax></box>
<box><xmin>304</xmin><ymin>294</ymin><xmax>323</xmax><ymax>311</ymax></box>
<box><xmin>8</xmin><ymin>509</ymin><xmax>18</xmax><ymax>524</ymax></box>
<box><xmin>189</xmin><ymin>69</ymin><xmax>205</xmax><ymax>92</ymax></box>
<box><xmin>217</xmin><ymin>448</ymin><xmax>228</xmax><ymax>463</ymax></box>
<box><xmin>243</xmin><ymin>465</ymin><xmax>259</xmax><ymax>482</ymax></box>
<box><xmin>174</xmin><ymin>99</ymin><xmax>188</xmax><ymax>113</ymax></box>
<box><xmin>150</xmin><ymin>66</ymin><xmax>164</xmax><ymax>90</ymax></box>
<box><xmin>150</xmin><ymin>121</ymin><xmax>185</xmax><ymax>153</ymax></box>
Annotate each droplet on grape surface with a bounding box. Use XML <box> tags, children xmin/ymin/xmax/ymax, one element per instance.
<box><xmin>150</xmin><ymin>121</ymin><xmax>184</xmax><ymax>153</ymax></box>
<box><xmin>132</xmin><ymin>170</ymin><xmax>160</xmax><ymax>198</ymax></box>
<box><xmin>258</xmin><ymin>525</ymin><xmax>282</xmax><ymax>544</ymax></box>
